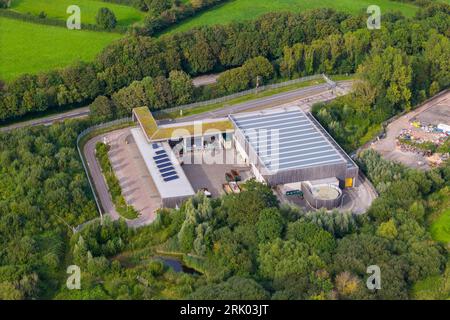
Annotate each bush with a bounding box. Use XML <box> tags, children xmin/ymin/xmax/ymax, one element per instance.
<box><xmin>135</xmin><ymin>0</ymin><xmax>227</xmax><ymax>36</ymax></box>
<box><xmin>90</xmin><ymin>96</ymin><xmax>116</xmax><ymax>121</ymax></box>
<box><xmin>96</xmin><ymin>7</ymin><xmax>117</xmax><ymax>30</ymax></box>
<box><xmin>0</xmin><ymin>0</ymin><xmax>11</xmax><ymax>9</ymax></box>
<box><xmin>2</xmin><ymin>6</ymin><xmax>448</xmax><ymax>124</ymax></box>
<box><xmin>95</xmin><ymin>142</ymin><xmax>139</xmax><ymax>219</ymax></box>
<box><xmin>216</xmin><ymin>56</ymin><xmax>274</xmax><ymax>95</ymax></box>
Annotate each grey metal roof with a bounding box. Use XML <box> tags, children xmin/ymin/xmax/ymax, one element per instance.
<box><xmin>230</xmin><ymin>106</ymin><xmax>347</xmax><ymax>172</ymax></box>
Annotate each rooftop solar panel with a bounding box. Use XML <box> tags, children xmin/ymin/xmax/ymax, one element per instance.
<box><xmin>159</xmin><ymin>166</ymin><xmax>175</xmax><ymax>173</ymax></box>
<box><xmin>155</xmin><ymin>158</ymin><xmax>171</xmax><ymax>165</ymax></box>
<box><xmin>235</xmin><ymin>110</ymin><xmax>301</xmax><ymax>124</ymax></box>
<box><xmin>268</xmin><ymin>152</ymin><xmax>341</xmax><ymax>170</ymax></box>
<box><xmin>241</xmin><ymin>121</ymin><xmax>310</xmax><ymax>132</ymax></box>
<box><xmin>163</xmin><ymin>175</ymin><xmax>179</xmax><ymax>182</ymax></box>
<box><xmin>277</xmin><ymin>158</ymin><xmax>343</xmax><ymax>171</ymax></box>
<box><xmin>155</xmin><ymin>150</ymin><xmax>166</xmax><ymax>155</ymax></box>
<box><xmin>239</xmin><ymin>117</ymin><xmax>309</xmax><ymax>131</ymax></box>
<box><xmin>131</xmin><ymin>128</ymin><xmax>195</xmax><ymax>198</ymax></box>
<box><xmin>260</xmin><ymin>145</ymin><xmax>333</xmax><ymax>161</ymax></box>
<box><xmin>161</xmin><ymin>170</ymin><xmax>177</xmax><ymax>178</ymax></box>
<box><xmin>152</xmin><ymin>143</ymin><xmax>159</xmax><ymax>149</ymax></box>
<box><xmin>231</xmin><ymin>107</ymin><xmax>347</xmax><ymax>173</ymax></box>
<box><xmin>153</xmin><ymin>154</ymin><xmax>169</xmax><ymax>161</ymax></box>
<box><xmin>255</xmin><ymin>137</ymin><xmax>326</xmax><ymax>153</ymax></box>
<box><xmin>245</xmin><ymin>126</ymin><xmax>314</xmax><ymax>139</ymax></box>
<box><xmin>157</xmin><ymin>161</ymin><xmax>172</xmax><ymax>169</ymax></box>
<box><xmin>250</xmin><ymin>133</ymin><xmax>321</xmax><ymax>149</ymax></box>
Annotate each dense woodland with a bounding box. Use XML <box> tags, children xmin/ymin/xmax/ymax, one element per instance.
<box><xmin>1</xmin><ymin>121</ymin><xmax>449</xmax><ymax>299</ymax></box>
<box><xmin>53</xmin><ymin>153</ymin><xmax>450</xmax><ymax>300</ymax></box>
<box><xmin>0</xmin><ymin>3</ymin><xmax>449</xmax><ymax>300</ymax></box>
<box><xmin>89</xmin><ymin>2</ymin><xmax>449</xmax><ymax>126</ymax></box>
<box><xmin>1</xmin><ymin>3</ymin><xmax>448</xmax><ymax>125</ymax></box>
<box><xmin>0</xmin><ymin>7</ymin><xmax>357</xmax><ymax>121</ymax></box>
<box><xmin>312</xmin><ymin>25</ymin><xmax>449</xmax><ymax>150</ymax></box>
<box><xmin>0</xmin><ymin>120</ymin><xmax>97</xmax><ymax>298</ymax></box>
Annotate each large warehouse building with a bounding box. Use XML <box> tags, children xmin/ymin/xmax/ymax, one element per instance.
<box><xmin>230</xmin><ymin>106</ymin><xmax>358</xmax><ymax>188</ymax></box>
<box><xmin>131</xmin><ymin>105</ymin><xmax>358</xmax><ymax>209</ymax></box>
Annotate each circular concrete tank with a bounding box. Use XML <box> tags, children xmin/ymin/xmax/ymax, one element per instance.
<box><xmin>312</xmin><ymin>185</ymin><xmax>341</xmax><ymax>201</ymax></box>
<box><xmin>302</xmin><ymin>183</ymin><xmax>342</xmax><ymax>210</ymax></box>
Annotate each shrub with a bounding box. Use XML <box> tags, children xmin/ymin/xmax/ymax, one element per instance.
<box><xmin>0</xmin><ymin>0</ymin><xmax>11</xmax><ymax>9</ymax></box>
<box><xmin>96</xmin><ymin>7</ymin><xmax>117</xmax><ymax>30</ymax></box>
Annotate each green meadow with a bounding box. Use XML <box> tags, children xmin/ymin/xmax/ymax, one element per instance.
<box><xmin>0</xmin><ymin>0</ymin><xmax>422</xmax><ymax>81</ymax></box>
<box><xmin>165</xmin><ymin>0</ymin><xmax>419</xmax><ymax>34</ymax></box>
<box><xmin>430</xmin><ymin>208</ymin><xmax>450</xmax><ymax>243</ymax></box>
<box><xmin>0</xmin><ymin>16</ymin><xmax>122</xmax><ymax>81</ymax></box>
<box><xmin>9</xmin><ymin>0</ymin><xmax>145</xmax><ymax>27</ymax></box>
<box><xmin>412</xmin><ymin>274</ymin><xmax>450</xmax><ymax>300</ymax></box>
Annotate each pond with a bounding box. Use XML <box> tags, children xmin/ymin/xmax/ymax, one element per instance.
<box><xmin>155</xmin><ymin>256</ymin><xmax>200</xmax><ymax>275</ymax></box>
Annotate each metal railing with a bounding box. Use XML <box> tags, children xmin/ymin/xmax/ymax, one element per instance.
<box><xmin>322</xmin><ymin>73</ymin><xmax>336</xmax><ymax>88</ymax></box>
<box><xmin>76</xmin><ymin>117</ymin><xmax>132</xmax><ymax>220</ymax></box>
<box><xmin>153</xmin><ymin>74</ymin><xmax>325</xmax><ymax>117</ymax></box>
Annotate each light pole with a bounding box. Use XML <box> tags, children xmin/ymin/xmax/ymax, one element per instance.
<box><xmin>340</xmin><ymin>194</ymin><xmax>347</xmax><ymax>209</ymax></box>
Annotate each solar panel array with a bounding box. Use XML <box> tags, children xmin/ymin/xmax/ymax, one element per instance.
<box><xmin>231</xmin><ymin>109</ymin><xmax>345</xmax><ymax>172</ymax></box>
<box><xmin>152</xmin><ymin>143</ymin><xmax>179</xmax><ymax>182</ymax></box>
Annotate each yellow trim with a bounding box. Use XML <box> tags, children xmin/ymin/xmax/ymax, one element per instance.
<box><xmin>345</xmin><ymin>178</ymin><xmax>353</xmax><ymax>188</ymax></box>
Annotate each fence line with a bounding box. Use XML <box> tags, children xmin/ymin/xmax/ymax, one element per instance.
<box><xmin>153</xmin><ymin>74</ymin><xmax>325</xmax><ymax>117</ymax></box>
<box><xmin>76</xmin><ymin>118</ymin><xmax>132</xmax><ymax>221</ymax></box>
<box><xmin>0</xmin><ymin>9</ymin><xmax>128</xmax><ymax>33</ymax></box>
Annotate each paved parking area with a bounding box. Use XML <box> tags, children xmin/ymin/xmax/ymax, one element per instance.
<box><xmin>181</xmin><ymin>149</ymin><xmax>252</xmax><ymax>197</ymax></box>
<box><xmin>107</xmin><ymin>128</ymin><xmax>161</xmax><ymax>226</ymax></box>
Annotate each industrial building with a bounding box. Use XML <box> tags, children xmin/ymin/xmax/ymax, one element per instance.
<box><xmin>131</xmin><ymin>105</ymin><xmax>358</xmax><ymax>209</ymax></box>
<box><xmin>230</xmin><ymin>106</ymin><xmax>358</xmax><ymax>188</ymax></box>
<box><xmin>131</xmin><ymin>128</ymin><xmax>195</xmax><ymax>208</ymax></box>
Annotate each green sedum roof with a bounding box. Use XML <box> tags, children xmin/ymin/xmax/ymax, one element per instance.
<box><xmin>133</xmin><ymin>107</ymin><xmax>158</xmax><ymax>141</ymax></box>
<box><xmin>133</xmin><ymin>107</ymin><xmax>234</xmax><ymax>142</ymax></box>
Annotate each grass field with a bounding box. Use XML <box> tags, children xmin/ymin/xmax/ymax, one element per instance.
<box><xmin>428</xmin><ymin>187</ymin><xmax>450</xmax><ymax>244</ymax></box>
<box><xmin>430</xmin><ymin>208</ymin><xmax>450</xmax><ymax>243</ymax></box>
<box><xmin>9</xmin><ymin>0</ymin><xmax>145</xmax><ymax>27</ymax></box>
<box><xmin>165</xmin><ymin>0</ymin><xmax>419</xmax><ymax>34</ymax></box>
<box><xmin>412</xmin><ymin>274</ymin><xmax>450</xmax><ymax>299</ymax></box>
<box><xmin>0</xmin><ymin>0</ymin><xmax>422</xmax><ymax>81</ymax></box>
<box><xmin>0</xmin><ymin>16</ymin><xmax>122</xmax><ymax>81</ymax></box>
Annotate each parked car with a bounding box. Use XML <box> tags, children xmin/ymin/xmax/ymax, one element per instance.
<box><xmin>230</xmin><ymin>169</ymin><xmax>241</xmax><ymax>181</ymax></box>
<box><xmin>223</xmin><ymin>183</ymin><xmax>232</xmax><ymax>194</ymax></box>
<box><xmin>225</xmin><ymin>172</ymin><xmax>234</xmax><ymax>182</ymax></box>
<box><xmin>229</xmin><ymin>181</ymin><xmax>241</xmax><ymax>193</ymax></box>
<box><xmin>199</xmin><ymin>188</ymin><xmax>212</xmax><ymax>198</ymax></box>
